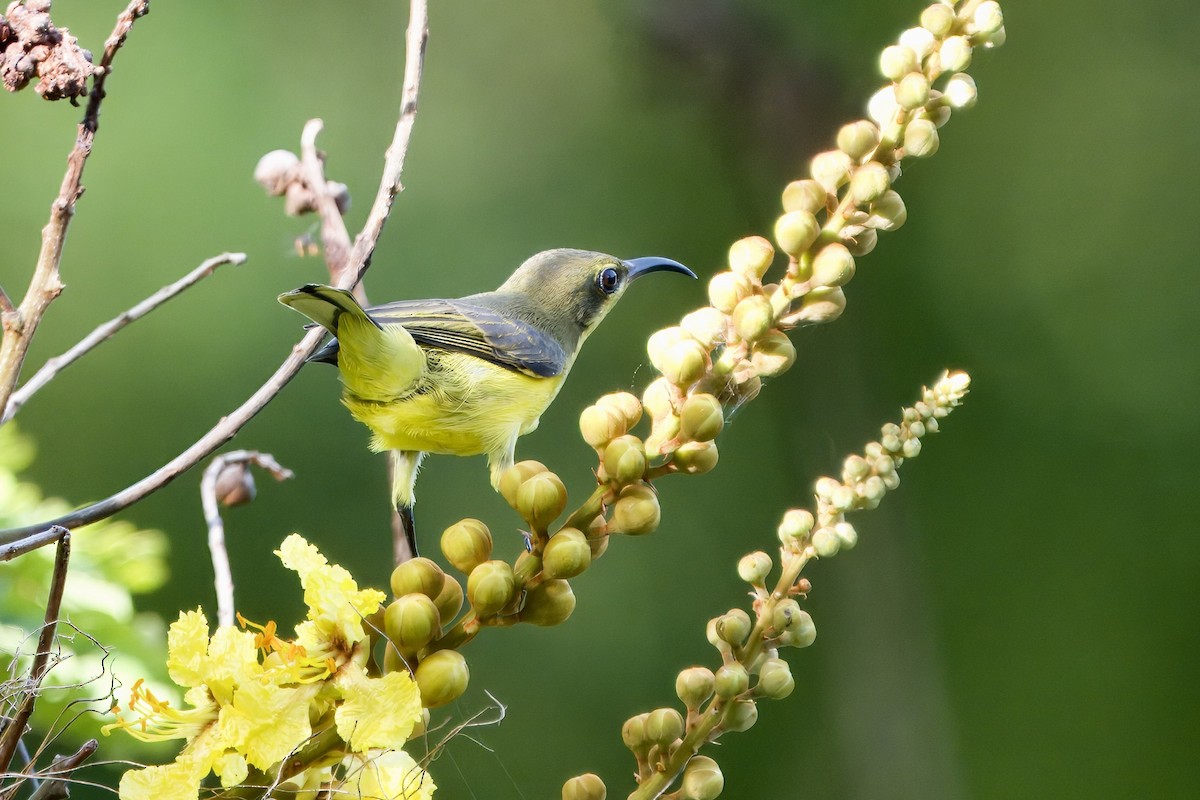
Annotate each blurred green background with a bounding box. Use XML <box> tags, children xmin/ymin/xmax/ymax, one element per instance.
<box><xmin>2</xmin><ymin>1</ymin><xmax>1198</xmax><ymax>798</ymax></box>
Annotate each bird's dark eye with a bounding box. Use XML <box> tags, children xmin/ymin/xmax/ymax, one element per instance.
<box><xmin>596</xmin><ymin>266</ymin><xmax>621</xmax><ymax>295</ymax></box>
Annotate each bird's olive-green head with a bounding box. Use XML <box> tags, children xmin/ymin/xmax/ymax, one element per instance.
<box><xmin>481</xmin><ymin>248</ymin><xmax>695</xmax><ymax>353</ymax></box>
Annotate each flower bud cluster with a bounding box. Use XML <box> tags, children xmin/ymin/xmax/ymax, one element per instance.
<box><xmin>498</xmin><ymin>459</ymin><xmax>568</xmax><ymax>534</ymax></box>
<box><xmin>254</xmin><ymin>148</ymin><xmax>351</xmax><ymax>217</ymax></box>
<box><xmin>766</xmin><ymin>1</ymin><xmax>1004</xmax><ymax>333</ymax></box>
<box><xmin>382</xmin><ymin>556</ymin><xmax>471</xmax><ymax>708</ymax></box>
<box><xmin>778</xmin><ymin>370</ymin><xmax>971</xmax><ymax>559</ymax></box>
<box><xmin>1</xmin><ymin>0</ymin><xmax>97</xmax><ymax>100</ymax></box>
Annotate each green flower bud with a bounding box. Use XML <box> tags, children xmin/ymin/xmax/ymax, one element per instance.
<box><xmin>782</xmin><ymin>178</ymin><xmax>828</xmax><ymax>215</ymax></box>
<box><xmin>679</xmin><ymin>393</ymin><xmax>724</xmax><ymax>442</ymax></box>
<box><xmin>434</xmin><ymin>574</ymin><xmax>464</xmax><ymax>623</ymax></box>
<box><xmin>408</xmin><ymin>708</ymin><xmax>431</xmax><ymax>742</ymax></box>
<box><xmin>680</xmin><ymin>756</ymin><xmax>723</xmax><ymax>800</ymax></box>
<box><xmin>680</xmin><ymin>307</ymin><xmax>728</xmax><ymax>349</ymax></box>
<box><xmin>978</xmin><ymin>25</ymin><xmax>1005</xmax><ymax>48</ymax></box>
<box><xmin>517</xmin><ymin>471</ymin><xmax>568</xmax><ymax>529</ymax></box>
<box><xmin>776</xmin><ymin>607</ymin><xmax>816</xmax><ymax>648</ymax></box>
<box><xmin>675</xmin><ymin>666</ymin><xmax>715</xmax><ymax>709</ymax></box>
<box><xmin>440</xmin><ymin>518</ymin><xmax>493</xmax><ymax>575</ymax></box>
<box><xmin>842</xmin><ymin>226</ymin><xmax>878</xmax><ymax>257</ymax></box>
<box><xmin>737</xmin><ymin>551</ymin><xmax>773</xmax><ymax>585</ymax></box>
<box><xmin>896</xmin><ymin>72</ymin><xmax>931</xmax><ymax>111</ymax></box>
<box><xmin>385</xmin><ymin>593</ymin><xmax>441</xmax><ymax>656</ymax></box>
<box><xmin>944</xmin><ymin>72</ymin><xmax>977</xmax><ymax>109</ymax></box>
<box><xmin>579</xmin><ymin>403</ymin><xmax>627</xmax><ymax>449</ymax></box>
<box><xmin>938</xmin><ymin>35</ymin><xmax>972</xmax><ymax>73</ymax></box>
<box><xmin>773</xmin><ymin>210</ymin><xmax>820</xmax><ymax>257</ymax></box>
<box><xmin>866</xmin><ymin>190</ymin><xmax>907</xmax><ymax>231</ymax></box>
<box><xmin>414</xmin><ymin>648</ymin><xmax>469</xmax><ymax>708</ymax></box>
<box><xmin>674</xmin><ymin>440</ymin><xmax>719</xmax><ymax>475</ymax></box>
<box><xmin>707</xmin><ymin>271</ymin><xmax>754</xmax><ymax>314</ymax></box>
<box><xmin>791</xmin><ymin>286</ymin><xmax>846</xmax><ymax>325</ymax></box>
<box><xmin>728</xmin><ymin>235</ymin><xmax>775</xmax><ymax>280</ymax></box>
<box><xmin>382</xmin><ymin>640</ymin><xmax>408</xmax><ymax>675</ymax></box>
<box><xmin>880</xmin><ymin>44</ymin><xmax>918</xmax><ymax>81</ymax></box>
<box><xmin>714</xmin><ymin>663</ymin><xmax>749</xmax><ymax>698</ymax></box>
<box><xmin>390</xmin><ymin>557</ymin><xmax>445</xmax><ymax>601</ymax></box>
<box><xmin>900</xmin><ymin>25</ymin><xmax>937</xmax><ymax>59</ymax></box>
<box><xmin>542</xmin><ymin>527</ymin><xmax>591</xmax><ymax>580</ymax></box>
<box><xmin>588</xmin><ymin>533</ymin><xmax>609</xmax><ymax>559</ymax></box>
<box><xmin>772</xmin><ymin>599</ymin><xmax>802</xmax><ymax>633</ymax></box>
<box><xmin>706</xmin><ymin>617</ymin><xmax>731</xmax><ymax>654</ymax></box>
<box><xmin>520</xmin><ymin>579</ymin><xmax>576</xmax><ymax>626</ymax></box>
<box><xmin>810</xmin><ymin>149</ymin><xmax>852</xmax><ymax>192</ymax></box>
<box><xmin>757</xmin><ymin>657</ymin><xmax>795</xmax><ymax>700</ymax></box>
<box><xmin>611</xmin><ymin>483</ymin><xmax>661</xmax><ymax>536</ymax></box>
<box><xmin>842</xmin><ymin>454</ymin><xmax>870</xmax><ymax>483</ymax></box>
<box><xmin>562</xmin><ymin>773</ymin><xmax>607</xmax><ymax>800</ymax></box>
<box><xmin>622</xmin><ymin>713</ymin><xmax>649</xmax><ymax>752</ymax></box>
<box><xmin>834</xmin><ymin>521</ymin><xmax>858</xmax><ymax>550</ymax></box>
<box><xmin>848</xmin><ymin>161</ymin><xmax>890</xmax><ymax>204</ymax></box>
<box><xmin>732</xmin><ymin>294</ymin><xmax>774</xmax><ymax>342</ymax></box>
<box><xmin>750</xmin><ymin>331</ymin><xmax>796</xmax><ymax>379</ymax></box>
<box><xmin>499</xmin><ymin>460</ymin><xmax>548</xmax><ymax>507</ymax></box>
<box><xmin>973</xmin><ymin>1</ymin><xmax>1003</xmax><ymax>35</ymax></box>
<box><xmin>836</xmin><ymin>120</ymin><xmax>881</xmax><ymax>162</ymax></box>
<box><xmin>715</xmin><ymin>609</ymin><xmax>752</xmax><ymax>646</ymax></box>
<box><xmin>868</xmin><ymin>86</ymin><xmax>899</xmax><ymax>128</ymax></box>
<box><xmin>466</xmin><ymin>560</ymin><xmax>516</xmax><ymax>617</ymax></box>
<box><xmin>777</xmin><ymin>509</ymin><xmax>814</xmax><ymax>544</ymax></box>
<box><xmin>602</xmin><ymin>434</ymin><xmax>647</xmax><ymax>485</ymax></box>
<box><xmin>597</xmin><ymin>391</ymin><xmax>643</xmax><ymax>428</ymax></box>
<box><xmin>723</xmin><ymin>698</ymin><xmax>759</xmax><ymax>732</ymax></box>
<box><xmin>644</xmin><ymin>707</ymin><xmax>684</xmax><ymax>745</ymax></box>
<box><xmin>812</xmin><ymin>526</ymin><xmax>840</xmax><ymax>557</ymax></box>
<box><xmin>904</xmin><ymin>118</ymin><xmax>940</xmax><ymax>158</ymax></box>
<box><xmin>660</xmin><ymin>339</ymin><xmax>709</xmax><ymax>388</ymax></box>
<box><xmin>920</xmin><ymin>3</ymin><xmax>956</xmax><ymax>36</ymax></box>
<box><xmin>810</xmin><ymin>243</ymin><xmax>856</xmax><ymax>288</ymax></box>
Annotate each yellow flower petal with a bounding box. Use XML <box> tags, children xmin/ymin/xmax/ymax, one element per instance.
<box><xmin>165</xmin><ymin>609</ymin><xmax>211</xmax><ymax>688</ymax></box>
<box><xmin>346</xmin><ymin>749</ymin><xmax>436</xmax><ymax>800</ymax></box>
<box><xmin>228</xmin><ymin>680</ymin><xmax>318</xmax><ymax>770</ymax></box>
<box><xmin>118</xmin><ymin>754</ymin><xmax>203</xmax><ymax>800</ymax></box>
<box><xmin>277</xmin><ymin>534</ymin><xmax>386</xmax><ymax>653</ymax></box>
<box><xmin>212</xmin><ymin>751</ymin><xmax>249</xmax><ymax>788</ymax></box>
<box><xmin>335</xmin><ymin>663</ymin><xmax>422</xmax><ymax>752</ymax></box>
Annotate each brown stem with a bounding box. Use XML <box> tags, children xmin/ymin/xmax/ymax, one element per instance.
<box><xmin>200</xmin><ymin>451</ymin><xmax>295</xmax><ymax>626</ymax></box>
<box><xmin>0</xmin><ymin>1</ymin><xmax>151</xmax><ymax>418</ymax></box>
<box><xmin>0</xmin><ymin>531</ymin><xmax>71</xmax><ymax>778</ymax></box>
<box><xmin>2</xmin><ymin>252</ymin><xmax>246</xmax><ymax>423</ymax></box>
<box><xmin>25</xmin><ymin>739</ymin><xmax>98</xmax><ymax>800</ymax></box>
<box><xmin>0</xmin><ymin>0</ymin><xmax>431</xmax><ymax>551</ymax></box>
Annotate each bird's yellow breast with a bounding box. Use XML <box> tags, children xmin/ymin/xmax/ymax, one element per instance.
<box><xmin>342</xmin><ymin>348</ymin><xmax>567</xmax><ymax>457</ymax></box>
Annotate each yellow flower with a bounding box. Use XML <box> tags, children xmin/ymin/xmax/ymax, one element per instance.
<box><xmin>335</xmin><ymin>661</ymin><xmax>423</xmax><ymax>752</ymax></box>
<box><xmin>117</xmin><ymin>752</ymin><xmax>204</xmax><ymax>800</ymax></box>
<box><xmin>346</xmin><ymin>749</ymin><xmax>437</xmax><ymax>800</ymax></box>
<box><xmin>277</xmin><ymin>533</ymin><xmax>387</xmax><ymax>656</ymax></box>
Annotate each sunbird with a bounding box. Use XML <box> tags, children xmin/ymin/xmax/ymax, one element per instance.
<box><xmin>279</xmin><ymin>248</ymin><xmax>694</xmax><ymax>555</ymax></box>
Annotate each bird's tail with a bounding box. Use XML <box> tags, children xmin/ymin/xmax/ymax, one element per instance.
<box><xmin>279</xmin><ymin>284</ymin><xmax>424</xmax><ymax>401</ymax></box>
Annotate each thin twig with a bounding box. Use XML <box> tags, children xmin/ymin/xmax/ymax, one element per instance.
<box><xmin>26</xmin><ymin>739</ymin><xmax>98</xmax><ymax>800</ymax></box>
<box><xmin>0</xmin><ymin>532</ymin><xmax>71</xmax><ymax>779</ymax></box>
<box><xmin>0</xmin><ymin>0</ymin><xmax>151</xmax><ymax>418</ymax></box>
<box><xmin>0</xmin><ymin>527</ymin><xmax>69</xmax><ymax>563</ymax></box>
<box><xmin>0</xmin><ymin>0</ymin><xmax>431</xmax><ymax>550</ymax></box>
<box><xmin>200</xmin><ymin>451</ymin><xmax>294</xmax><ymax>627</ymax></box>
<box><xmin>298</xmin><ymin>120</ymin><xmax>354</xmax><ymax>288</ymax></box>
<box><xmin>2</xmin><ymin>252</ymin><xmax>247</xmax><ymax>424</ymax></box>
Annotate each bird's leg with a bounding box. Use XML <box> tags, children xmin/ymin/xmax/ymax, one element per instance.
<box><xmin>390</xmin><ymin>450</ymin><xmax>425</xmax><ymax>564</ymax></box>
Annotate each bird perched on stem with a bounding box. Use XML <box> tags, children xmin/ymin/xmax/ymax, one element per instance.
<box><xmin>280</xmin><ymin>248</ymin><xmax>694</xmax><ymax>557</ymax></box>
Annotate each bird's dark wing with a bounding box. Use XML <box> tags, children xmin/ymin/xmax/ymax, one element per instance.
<box><xmin>365</xmin><ymin>299</ymin><xmax>567</xmax><ymax>378</ymax></box>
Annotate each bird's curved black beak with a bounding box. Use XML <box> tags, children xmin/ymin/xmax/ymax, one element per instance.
<box><xmin>623</xmin><ymin>257</ymin><xmax>697</xmax><ymax>281</ymax></box>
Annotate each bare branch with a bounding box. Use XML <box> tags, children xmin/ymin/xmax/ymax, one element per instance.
<box><xmin>0</xmin><ymin>0</ymin><xmax>151</xmax><ymax>418</ymax></box>
<box><xmin>0</xmin><ymin>0</ymin><xmax>430</xmax><ymax>550</ymax></box>
<box><xmin>200</xmin><ymin>451</ymin><xmax>294</xmax><ymax>627</ymax></box>
<box><xmin>26</xmin><ymin>739</ymin><xmax>98</xmax><ymax>800</ymax></box>
<box><xmin>0</xmin><ymin>526</ymin><xmax>69</xmax><ymax>563</ymax></box>
<box><xmin>3</xmin><ymin>252</ymin><xmax>247</xmax><ymax>424</ymax></box>
<box><xmin>298</xmin><ymin>120</ymin><xmax>353</xmax><ymax>284</ymax></box>
<box><xmin>0</xmin><ymin>531</ymin><xmax>71</xmax><ymax>778</ymax></box>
